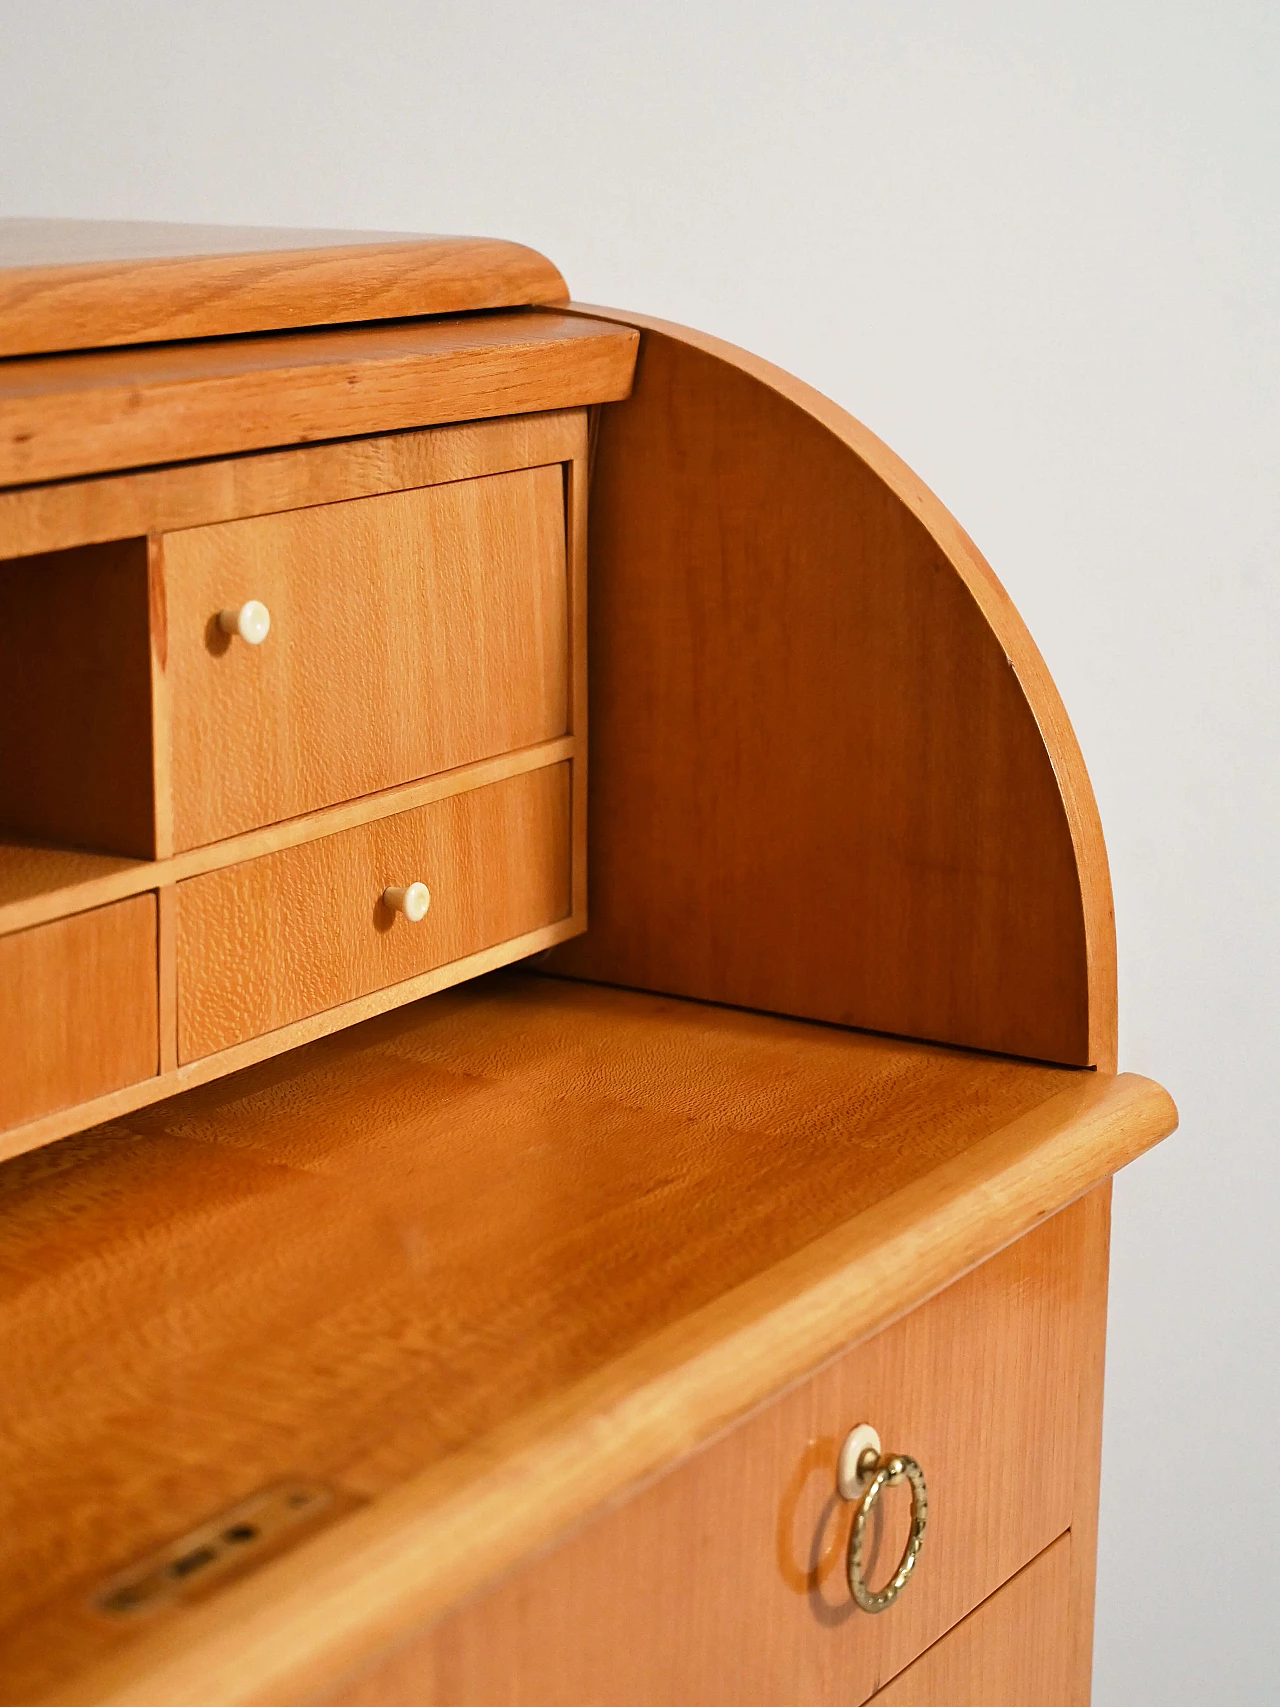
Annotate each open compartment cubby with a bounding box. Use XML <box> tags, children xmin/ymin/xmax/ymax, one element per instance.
<box><xmin>0</xmin><ymin>537</ymin><xmax>157</xmax><ymax>859</ymax></box>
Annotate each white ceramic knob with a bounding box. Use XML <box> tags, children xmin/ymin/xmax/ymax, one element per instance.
<box><xmin>837</xmin><ymin>1423</ymin><xmax>883</xmax><ymax>1501</ymax></box>
<box><xmin>218</xmin><ymin>601</ymin><xmax>271</xmax><ymax>645</ymax></box>
<box><xmin>383</xmin><ymin>882</ymin><xmax>431</xmax><ymax>923</ymax></box>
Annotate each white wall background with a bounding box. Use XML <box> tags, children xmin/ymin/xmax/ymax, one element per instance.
<box><xmin>2</xmin><ymin>3</ymin><xmax>1275</xmax><ymax>1698</ymax></box>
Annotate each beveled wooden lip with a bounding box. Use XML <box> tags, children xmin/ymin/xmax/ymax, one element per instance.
<box><xmin>0</xmin><ymin>219</ymin><xmax>570</xmax><ymax>358</ymax></box>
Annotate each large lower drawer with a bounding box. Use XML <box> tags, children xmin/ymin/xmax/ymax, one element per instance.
<box><xmin>0</xmin><ymin>895</ymin><xmax>157</xmax><ymax>1129</ymax></box>
<box><xmin>165</xmin><ymin>462</ymin><xmax>570</xmax><ymax>849</ymax></box>
<box><xmin>329</xmin><ymin>1195</ymin><xmax>1096</xmax><ymax>1707</ymax></box>
<box><xmin>176</xmin><ymin>764</ymin><xmax>571</xmax><ymax>1062</ymax></box>
<box><xmin>870</xmin><ymin>1534</ymin><xmax>1072</xmax><ymax>1706</ymax></box>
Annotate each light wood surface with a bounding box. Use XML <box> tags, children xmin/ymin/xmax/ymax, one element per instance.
<box><xmin>566</xmin><ymin>450</ymin><xmax>589</xmax><ymax>925</ymax></box>
<box><xmin>0</xmin><ymin>411</ymin><xmax>585</xmax><ymax>560</ymax></box>
<box><xmin>0</xmin><ymin>917</ymin><xmax>581</xmax><ymax>1164</ymax></box>
<box><xmin>0</xmin><ymin>540</ymin><xmax>156</xmax><ymax>857</ymax></box>
<box><xmin>176</xmin><ymin>765</ymin><xmax>573</xmax><ymax>1060</ymax></box>
<box><xmin>146</xmin><ymin>538</ymin><xmax>174</xmax><ymax>860</ymax></box>
<box><xmin>332</xmin><ymin>1202</ymin><xmax>1093</xmax><ymax>1707</ymax></box>
<box><xmin>0</xmin><ymin>313</ymin><xmax>638</xmax><ymax>487</ymax></box>
<box><xmin>0</xmin><ymin>739</ymin><xmax>574</xmax><ymax>941</ymax></box>
<box><xmin>0</xmin><ymin>841</ymin><xmax>141</xmax><ymax>917</ymax></box>
<box><xmin>549</xmin><ymin>308</ymin><xmax>1116</xmax><ymax>1069</ymax></box>
<box><xmin>1066</xmin><ymin>1179</ymin><xmax>1112</xmax><ymax>1706</ymax></box>
<box><xmin>870</xmin><ymin>1535</ymin><xmax>1072</xmax><ymax>1707</ymax></box>
<box><xmin>166</xmin><ymin>464</ymin><xmax>569</xmax><ymax>848</ymax></box>
<box><xmin>156</xmin><ymin>885</ymin><xmax>178</xmax><ymax>1076</ymax></box>
<box><xmin>0</xmin><ymin>220</ymin><xmax>568</xmax><ymax>357</ymax></box>
<box><xmin>0</xmin><ymin>894</ymin><xmax>156</xmax><ymax>1129</ymax></box>
<box><xmin>0</xmin><ymin>974</ymin><xmax>1174</xmax><ymax>1707</ymax></box>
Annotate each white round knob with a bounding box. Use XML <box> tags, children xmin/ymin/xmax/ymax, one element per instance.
<box><xmin>383</xmin><ymin>882</ymin><xmax>431</xmax><ymax>922</ymax></box>
<box><xmin>218</xmin><ymin>600</ymin><xmax>271</xmax><ymax>644</ymax></box>
<box><xmin>837</xmin><ymin>1423</ymin><xmax>882</xmax><ymax>1501</ymax></box>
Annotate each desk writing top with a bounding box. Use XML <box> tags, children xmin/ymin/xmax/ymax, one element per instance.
<box><xmin>0</xmin><ymin>971</ymin><xmax>1174</xmax><ymax>1707</ymax></box>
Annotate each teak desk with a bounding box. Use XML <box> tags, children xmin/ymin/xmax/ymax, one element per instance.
<box><xmin>0</xmin><ymin>221</ymin><xmax>1176</xmax><ymax>1707</ymax></box>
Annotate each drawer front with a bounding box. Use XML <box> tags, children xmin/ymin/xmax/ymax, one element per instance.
<box><xmin>331</xmin><ymin>1195</ymin><xmax>1096</xmax><ymax>1707</ymax></box>
<box><xmin>0</xmin><ymin>896</ymin><xmax>157</xmax><ymax>1129</ymax></box>
<box><xmin>176</xmin><ymin>764</ymin><xmax>571</xmax><ymax>1062</ymax></box>
<box><xmin>166</xmin><ymin>464</ymin><xmax>569</xmax><ymax>850</ymax></box>
<box><xmin>869</xmin><ymin>1534</ymin><xmax>1071</xmax><ymax>1706</ymax></box>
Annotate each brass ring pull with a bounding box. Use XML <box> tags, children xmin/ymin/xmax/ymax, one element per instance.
<box><xmin>837</xmin><ymin>1423</ymin><xmax>929</xmax><ymax>1614</ymax></box>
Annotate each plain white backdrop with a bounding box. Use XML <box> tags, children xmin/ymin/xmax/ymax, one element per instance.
<box><xmin>2</xmin><ymin>3</ymin><xmax>1276</xmax><ymax>1698</ymax></box>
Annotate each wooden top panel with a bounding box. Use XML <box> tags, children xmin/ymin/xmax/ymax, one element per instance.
<box><xmin>0</xmin><ymin>220</ymin><xmax>568</xmax><ymax>357</ymax></box>
<box><xmin>0</xmin><ymin>973</ymin><xmax>1176</xmax><ymax>1706</ymax></box>
<box><xmin>0</xmin><ymin>311</ymin><xmax>637</xmax><ymax>486</ymax></box>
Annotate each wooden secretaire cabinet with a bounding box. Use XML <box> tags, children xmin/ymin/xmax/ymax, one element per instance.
<box><xmin>0</xmin><ymin>221</ymin><xmax>1175</xmax><ymax>1707</ymax></box>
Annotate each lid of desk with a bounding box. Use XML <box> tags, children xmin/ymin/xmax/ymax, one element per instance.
<box><xmin>0</xmin><ymin>220</ymin><xmax>569</xmax><ymax>358</ymax></box>
<box><xmin>0</xmin><ymin>971</ymin><xmax>1173</xmax><ymax>1707</ymax></box>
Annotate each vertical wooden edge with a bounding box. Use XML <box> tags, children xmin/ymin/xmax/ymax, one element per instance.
<box><xmin>566</xmin><ymin>431</ymin><xmax>589</xmax><ymax>929</ymax></box>
<box><xmin>1067</xmin><ymin>1177</ymin><xmax>1113</xmax><ymax>1705</ymax></box>
<box><xmin>586</xmin><ymin>404</ymin><xmax>602</xmax><ymax>491</ymax></box>
<box><xmin>997</xmin><ymin>634</ymin><xmax>1117</xmax><ymax>1073</ymax></box>
<box><xmin>156</xmin><ymin>884</ymin><xmax>178</xmax><ymax>1075</ymax></box>
<box><xmin>146</xmin><ymin>536</ymin><xmax>173</xmax><ymax>860</ymax></box>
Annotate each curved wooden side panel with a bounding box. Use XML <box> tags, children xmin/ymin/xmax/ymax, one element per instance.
<box><xmin>553</xmin><ymin>310</ymin><xmax>1116</xmax><ymax>1068</ymax></box>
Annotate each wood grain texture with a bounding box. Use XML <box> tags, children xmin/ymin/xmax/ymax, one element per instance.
<box><xmin>566</xmin><ymin>447</ymin><xmax>589</xmax><ymax>921</ymax></box>
<box><xmin>0</xmin><ymin>220</ymin><xmax>568</xmax><ymax>357</ymax></box>
<box><xmin>156</xmin><ymin>884</ymin><xmax>177</xmax><ymax>1075</ymax></box>
<box><xmin>549</xmin><ymin>308</ymin><xmax>1116</xmax><ymax>1069</ymax></box>
<box><xmin>146</xmin><ymin>537</ymin><xmax>174</xmax><ymax>860</ymax></box>
<box><xmin>176</xmin><ymin>767</ymin><xmax>573</xmax><ymax>1060</ymax></box>
<box><xmin>0</xmin><ymin>894</ymin><xmax>156</xmax><ymax>1128</ymax></box>
<box><xmin>167</xmin><ymin>465</ymin><xmax>569</xmax><ymax>848</ymax></box>
<box><xmin>0</xmin><ymin>313</ymin><xmax>638</xmax><ymax>486</ymax></box>
<box><xmin>0</xmin><ymin>739</ymin><xmax>573</xmax><ymax>941</ymax></box>
<box><xmin>0</xmin><ymin>411</ymin><xmax>585</xmax><ymax>560</ymax></box>
<box><xmin>0</xmin><ymin>917</ymin><xmax>581</xmax><ymax>1164</ymax></box>
<box><xmin>331</xmin><ymin>1203</ymin><xmax>1093</xmax><ymax>1707</ymax></box>
<box><xmin>0</xmin><ymin>974</ymin><xmax>1174</xmax><ymax>1707</ymax></box>
<box><xmin>1066</xmin><ymin>1180</ymin><xmax>1112</xmax><ymax>1707</ymax></box>
<box><xmin>0</xmin><ymin>540</ymin><xmax>155</xmax><ymax>857</ymax></box>
<box><xmin>0</xmin><ymin>841</ymin><xmax>141</xmax><ymax>921</ymax></box>
<box><xmin>870</xmin><ymin>1535</ymin><xmax>1072</xmax><ymax>1707</ymax></box>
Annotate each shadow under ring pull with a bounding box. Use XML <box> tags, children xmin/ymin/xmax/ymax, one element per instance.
<box><xmin>836</xmin><ymin>1423</ymin><xmax>929</xmax><ymax>1614</ymax></box>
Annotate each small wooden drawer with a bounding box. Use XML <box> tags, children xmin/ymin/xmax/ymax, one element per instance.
<box><xmin>165</xmin><ymin>463</ymin><xmax>569</xmax><ymax>850</ymax></box>
<box><xmin>341</xmin><ymin>1196</ymin><xmax>1095</xmax><ymax>1707</ymax></box>
<box><xmin>0</xmin><ymin>895</ymin><xmax>157</xmax><ymax>1130</ymax></box>
<box><xmin>175</xmin><ymin>764</ymin><xmax>572</xmax><ymax>1062</ymax></box>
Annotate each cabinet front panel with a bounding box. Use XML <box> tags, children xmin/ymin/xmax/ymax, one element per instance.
<box><xmin>0</xmin><ymin>895</ymin><xmax>157</xmax><ymax>1129</ymax></box>
<box><xmin>176</xmin><ymin>764</ymin><xmax>571</xmax><ymax>1061</ymax></box>
<box><xmin>165</xmin><ymin>463</ymin><xmax>568</xmax><ymax>850</ymax></box>
<box><xmin>329</xmin><ymin>1195</ymin><xmax>1096</xmax><ymax>1707</ymax></box>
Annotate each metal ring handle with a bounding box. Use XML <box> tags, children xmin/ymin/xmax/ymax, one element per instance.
<box><xmin>845</xmin><ymin>1452</ymin><xmax>928</xmax><ymax>1613</ymax></box>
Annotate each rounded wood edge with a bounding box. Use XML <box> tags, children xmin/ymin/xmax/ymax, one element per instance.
<box><xmin>0</xmin><ymin>237</ymin><xmax>570</xmax><ymax>359</ymax></box>
<box><xmin>570</xmin><ymin>302</ymin><xmax>1118</xmax><ymax>1072</ymax></box>
<box><xmin>51</xmin><ymin>1071</ymin><xmax>1174</xmax><ymax>1707</ymax></box>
